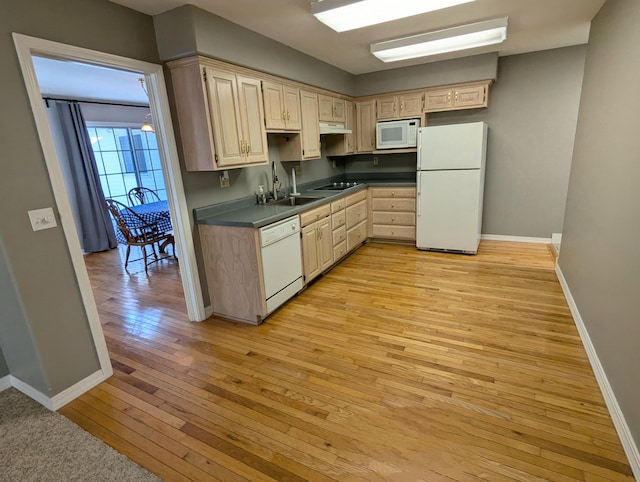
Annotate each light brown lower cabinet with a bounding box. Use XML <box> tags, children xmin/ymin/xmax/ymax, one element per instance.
<box><xmin>331</xmin><ymin>197</ymin><xmax>347</xmax><ymax>261</ymax></box>
<box><xmin>198</xmin><ymin>224</ymin><xmax>267</xmax><ymax>324</ymax></box>
<box><xmin>369</xmin><ymin>186</ymin><xmax>416</xmax><ymax>241</ymax></box>
<box><xmin>345</xmin><ymin>190</ymin><xmax>368</xmax><ymax>252</ymax></box>
<box><xmin>300</xmin><ymin>204</ymin><xmax>333</xmax><ymax>284</ymax></box>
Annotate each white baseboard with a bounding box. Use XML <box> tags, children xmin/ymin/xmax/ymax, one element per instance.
<box><xmin>555</xmin><ymin>264</ymin><xmax>640</xmax><ymax>480</ymax></box>
<box><xmin>50</xmin><ymin>369</ymin><xmax>107</xmax><ymax>410</ymax></box>
<box><xmin>481</xmin><ymin>234</ymin><xmax>552</xmax><ymax>244</ymax></box>
<box><xmin>9</xmin><ymin>369</ymin><xmax>108</xmax><ymax>411</ymax></box>
<box><xmin>11</xmin><ymin>376</ymin><xmax>53</xmax><ymax>410</ymax></box>
<box><xmin>0</xmin><ymin>375</ymin><xmax>11</xmax><ymax>392</ymax></box>
<box><xmin>204</xmin><ymin>304</ymin><xmax>214</xmax><ymax>319</ymax></box>
<box><xmin>551</xmin><ymin>233</ymin><xmax>562</xmax><ymax>245</ymax></box>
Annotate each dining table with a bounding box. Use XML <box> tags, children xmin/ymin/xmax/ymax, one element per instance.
<box><xmin>115</xmin><ymin>200</ymin><xmax>172</xmax><ymax>243</ymax></box>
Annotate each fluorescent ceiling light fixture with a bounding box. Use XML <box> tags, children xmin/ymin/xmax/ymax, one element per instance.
<box><xmin>311</xmin><ymin>0</ymin><xmax>476</xmax><ymax>32</ymax></box>
<box><xmin>371</xmin><ymin>17</ymin><xmax>508</xmax><ymax>62</ymax></box>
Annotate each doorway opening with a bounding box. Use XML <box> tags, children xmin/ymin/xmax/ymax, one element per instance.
<box><xmin>13</xmin><ymin>33</ymin><xmax>205</xmax><ymax>393</ymax></box>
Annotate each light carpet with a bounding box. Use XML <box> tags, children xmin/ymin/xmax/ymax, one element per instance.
<box><xmin>0</xmin><ymin>388</ymin><xmax>160</xmax><ymax>482</ymax></box>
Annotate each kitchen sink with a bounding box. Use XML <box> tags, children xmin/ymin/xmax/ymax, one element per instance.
<box><xmin>271</xmin><ymin>196</ymin><xmax>320</xmax><ymax>207</ymax></box>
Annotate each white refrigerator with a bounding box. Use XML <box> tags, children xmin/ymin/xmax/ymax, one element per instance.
<box><xmin>416</xmin><ymin>122</ymin><xmax>488</xmax><ymax>254</ymax></box>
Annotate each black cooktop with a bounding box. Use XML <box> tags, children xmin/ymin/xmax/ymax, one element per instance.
<box><xmin>313</xmin><ymin>181</ymin><xmax>360</xmax><ymax>191</ymax></box>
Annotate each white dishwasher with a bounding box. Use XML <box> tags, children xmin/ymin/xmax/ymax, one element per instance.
<box><xmin>259</xmin><ymin>215</ymin><xmax>303</xmax><ymax>314</ymax></box>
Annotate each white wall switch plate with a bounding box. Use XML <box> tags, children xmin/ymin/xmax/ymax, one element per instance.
<box><xmin>28</xmin><ymin>207</ymin><xmax>58</xmax><ymax>231</ymax></box>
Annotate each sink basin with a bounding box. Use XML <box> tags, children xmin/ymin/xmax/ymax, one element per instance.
<box><xmin>271</xmin><ymin>196</ymin><xmax>320</xmax><ymax>207</ymax></box>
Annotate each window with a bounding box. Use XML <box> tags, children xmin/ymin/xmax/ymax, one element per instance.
<box><xmin>87</xmin><ymin>126</ymin><xmax>165</xmax><ymax>205</ymax></box>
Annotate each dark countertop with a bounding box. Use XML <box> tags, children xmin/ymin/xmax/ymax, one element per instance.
<box><xmin>194</xmin><ymin>176</ymin><xmax>416</xmax><ymax>229</ymax></box>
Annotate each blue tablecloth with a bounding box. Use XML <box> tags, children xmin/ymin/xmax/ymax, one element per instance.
<box><xmin>115</xmin><ymin>200</ymin><xmax>172</xmax><ymax>244</ymax></box>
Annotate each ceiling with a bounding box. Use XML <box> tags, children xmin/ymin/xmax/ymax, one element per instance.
<box><xmin>111</xmin><ymin>0</ymin><xmax>606</xmax><ymax>75</ymax></box>
<box><xmin>33</xmin><ymin>56</ymin><xmax>149</xmax><ymax>104</ymax></box>
<box><xmin>33</xmin><ymin>0</ymin><xmax>606</xmax><ymax>104</ymax></box>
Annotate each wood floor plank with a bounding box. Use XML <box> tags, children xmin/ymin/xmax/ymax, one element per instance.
<box><xmin>58</xmin><ymin>241</ymin><xmax>634</xmax><ymax>481</ymax></box>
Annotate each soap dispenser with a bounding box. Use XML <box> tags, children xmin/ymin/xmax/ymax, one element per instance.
<box><xmin>257</xmin><ymin>185</ymin><xmax>266</xmax><ymax>205</ymax></box>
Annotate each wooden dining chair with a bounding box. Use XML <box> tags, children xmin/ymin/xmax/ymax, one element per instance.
<box><xmin>127</xmin><ymin>186</ymin><xmax>161</xmax><ymax>205</ymax></box>
<box><xmin>105</xmin><ymin>198</ymin><xmax>175</xmax><ymax>273</ymax></box>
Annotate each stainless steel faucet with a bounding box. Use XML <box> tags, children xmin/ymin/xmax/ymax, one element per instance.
<box><xmin>271</xmin><ymin>161</ymin><xmax>280</xmax><ymax>200</ymax></box>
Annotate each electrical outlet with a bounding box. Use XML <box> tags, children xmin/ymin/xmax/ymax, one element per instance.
<box><xmin>219</xmin><ymin>170</ymin><xmax>230</xmax><ymax>188</ymax></box>
<box><xmin>373</xmin><ymin>157</ymin><xmax>379</xmax><ymax>165</ymax></box>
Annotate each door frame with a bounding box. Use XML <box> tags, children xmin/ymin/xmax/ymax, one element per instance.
<box><xmin>13</xmin><ymin>33</ymin><xmax>206</xmax><ymax>380</ymax></box>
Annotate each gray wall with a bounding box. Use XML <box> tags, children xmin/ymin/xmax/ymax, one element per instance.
<box><xmin>154</xmin><ymin>5</ymin><xmax>355</xmax><ymax>95</ymax></box>
<box><xmin>346</xmin><ymin>46</ymin><xmax>586</xmax><ymax>239</ymax></box>
<box><xmin>354</xmin><ymin>53</ymin><xmax>498</xmax><ymax>97</ymax></box>
<box><xmin>559</xmin><ymin>0</ymin><xmax>640</xmax><ymax>447</ymax></box>
<box><xmin>1</xmin><ymin>0</ymin><xmax>160</xmax><ymax>396</ymax></box>
<box><xmin>0</xmin><ymin>239</ymin><xmax>48</xmax><ymax>392</ymax></box>
<box><xmin>0</xmin><ymin>346</ymin><xmax>8</xmax><ymax>379</ymax></box>
<box><xmin>427</xmin><ymin>46</ymin><xmax>586</xmax><ymax>238</ymax></box>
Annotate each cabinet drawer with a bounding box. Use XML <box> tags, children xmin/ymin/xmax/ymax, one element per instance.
<box><xmin>345</xmin><ymin>189</ymin><xmax>367</xmax><ymax>206</ymax></box>
<box><xmin>372</xmin><ymin>198</ymin><xmax>416</xmax><ymax>212</ymax></box>
<box><xmin>346</xmin><ymin>199</ymin><xmax>367</xmax><ymax>227</ymax></box>
<box><xmin>372</xmin><ymin>224</ymin><xmax>416</xmax><ymax>240</ymax></box>
<box><xmin>333</xmin><ymin>240</ymin><xmax>347</xmax><ymax>261</ymax></box>
<box><xmin>371</xmin><ymin>187</ymin><xmax>416</xmax><ymax>198</ymax></box>
<box><xmin>372</xmin><ymin>212</ymin><xmax>415</xmax><ymax>226</ymax></box>
<box><xmin>347</xmin><ymin>221</ymin><xmax>367</xmax><ymax>252</ymax></box>
<box><xmin>331</xmin><ymin>199</ymin><xmax>345</xmax><ymax>213</ymax></box>
<box><xmin>300</xmin><ymin>203</ymin><xmax>331</xmax><ymax>227</ymax></box>
<box><xmin>332</xmin><ymin>210</ymin><xmax>345</xmax><ymax>229</ymax></box>
<box><xmin>332</xmin><ymin>225</ymin><xmax>346</xmax><ymax>246</ymax></box>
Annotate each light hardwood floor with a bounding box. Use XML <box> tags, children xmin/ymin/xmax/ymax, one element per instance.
<box><xmin>60</xmin><ymin>241</ymin><xmax>634</xmax><ymax>481</ymax></box>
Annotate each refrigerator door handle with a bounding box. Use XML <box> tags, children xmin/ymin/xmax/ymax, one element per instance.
<box><xmin>416</xmin><ymin>171</ymin><xmax>421</xmax><ymax>217</ymax></box>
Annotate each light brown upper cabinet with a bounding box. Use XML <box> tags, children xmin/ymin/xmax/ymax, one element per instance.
<box><xmin>168</xmin><ymin>58</ymin><xmax>268</xmax><ymax>171</ymax></box>
<box><xmin>262</xmin><ymin>81</ymin><xmax>301</xmax><ymax>131</ymax></box>
<box><xmin>325</xmin><ymin>101</ymin><xmax>355</xmax><ymax>157</ymax></box>
<box><xmin>376</xmin><ymin>92</ymin><xmax>423</xmax><ymax>120</ymax></box>
<box><xmin>300</xmin><ymin>90</ymin><xmax>321</xmax><ymax>159</ymax></box>
<box><xmin>318</xmin><ymin>94</ymin><xmax>346</xmax><ymax>123</ymax></box>
<box><xmin>423</xmin><ymin>80</ymin><xmax>491</xmax><ymax>113</ymax></box>
<box><xmin>273</xmin><ymin>90</ymin><xmax>321</xmax><ymax>162</ymax></box>
<box><xmin>356</xmin><ymin>100</ymin><xmax>376</xmax><ymax>153</ymax></box>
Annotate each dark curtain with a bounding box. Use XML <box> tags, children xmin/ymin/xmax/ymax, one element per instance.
<box><xmin>50</xmin><ymin>100</ymin><xmax>117</xmax><ymax>252</ymax></box>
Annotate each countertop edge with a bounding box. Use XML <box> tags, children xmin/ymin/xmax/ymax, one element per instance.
<box><xmin>195</xmin><ymin>181</ymin><xmax>415</xmax><ymax>228</ymax></box>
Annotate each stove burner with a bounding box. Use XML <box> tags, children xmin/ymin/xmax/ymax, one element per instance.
<box><xmin>314</xmin><ymin>181</ymin><xmax>360</xmax><ymax>191</ymax></box>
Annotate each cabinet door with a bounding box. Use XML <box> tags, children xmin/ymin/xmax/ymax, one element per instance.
<box><xmin>169</xmin><ymin>62</ymin><xmax>216</xmax><ymax>171</ymax></box>
<box><xmin>332</xmin><ymin>98</ymin><xmax>346</xmax><ymax>123</ymax></box>
<box><xmin>318</xmin><ymin>94</ymin><xmax>334</xmax><ymax>122</ymax></box>
<box><xmin>356</xmin><ymin>101</ymin><xmax>376</xmax><ymax>153</ymax></box>
<box><xmin>318</xmin><ymin>216</ymin><xmax>333</xmax><ymax>271</ymax></box>
<box><xmin>399</xmin><ymin>93</ymin><xmax>422</xmax><ymax>118</ymax></box>
<box><xmin>301</xmin><ymin>223</ymin><xmax>320</xmax><ymax>282</ymax></box>
<box><xmin>424</xmin><ymin>88</ymin><xmax>454</xmax><ymax>112</ymax></box>
<box><xmin>453</xmin><ymin>84</ymin><xmax>488</xmax><ymax>109</ymax></box>
<box><xmin>376</xmin><ymin>95</ymin><xmax>397</xmax><ymax>120</ymax></box>
<box><xmin>205</xmin><ymin>68</ymin><xmax>244</xmax><ymax>167</ymax></box>
<box><xmin>237</xmin><ymin>75</ymin><xmax>268</xmax><ymax>164</ymax></box>
<box><xmin>262</xmin><ymin>81</ymin><xmax>285</xmax><ymax>130</ymax></box>
<box><xmin>283</xmin><ymin>85</ymin><xmax>302</xmax><ymax>130</ymax></box>
<box><xmin>344</xmin><ymin>100</ymin><xmax>355</xmax><ymax>154</ymax></box>
<box><xmin>300</xmin><ymin>90</ymin><xmax>321</xmax><ymax>159</ymax></box>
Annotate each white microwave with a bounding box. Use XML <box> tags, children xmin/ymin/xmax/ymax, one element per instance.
<box><xmin>376</xmin><ymin>118</ymin><xmax>420</xmax><ymax>149</ymax></box>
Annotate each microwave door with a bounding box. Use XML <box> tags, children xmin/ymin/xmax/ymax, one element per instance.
<box><xmin>380</xmin><ymin>126</ymin><xmax>404</xmax><ymax>147</ymax></box>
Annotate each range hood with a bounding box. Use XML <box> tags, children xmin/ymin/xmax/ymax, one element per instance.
<box><xmin>319</xmin><ymin>122</ymin><xmax>352</xmax><ymax>135</ymax></box>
